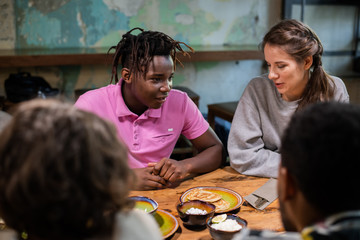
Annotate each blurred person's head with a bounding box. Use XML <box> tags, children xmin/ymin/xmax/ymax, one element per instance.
<box><xmin>0</xmin><ymin>99</ymin><xmax>134</xmax><ymax>240</ymax></box>
<box><xmin>278</xmin><ymin>101</ymin><xmax>360</xmax><ymax>231</ymax></box>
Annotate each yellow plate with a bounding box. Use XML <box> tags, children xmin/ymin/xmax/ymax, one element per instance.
<box><xmin>180</xmin><ymin>186</ymin><xmax>243</xmax><ymax>213</ymax></box>
<box><xmin>153</xmin><ymin>209</ymin><xmax>179</xmax><ymax>239</ymax></box>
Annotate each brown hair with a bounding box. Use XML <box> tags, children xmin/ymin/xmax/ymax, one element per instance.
<box><xmin>261</xmin><ymin>19</ymin><xmax>334</xmax><ymax>110</ymax></box>
<box><xmin>0</xmin><ymin>99</ymin><xmax>134</xmax><ymax>240</ymax></box>
<box><xmin>108</xmin><ymin>27</ymin><xmax>194</xmax><ymax>83</ymax></box>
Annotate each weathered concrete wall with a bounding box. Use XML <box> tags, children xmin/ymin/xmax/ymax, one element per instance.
<box><xmin>1</xmin><ymin>0</ymin><xmax>357</xmax><ymax>112</ymax></box>
<box><xmin>0</xmin><ymin>0</ymin><xmax>15</xmax><ymax>49</ymax></box>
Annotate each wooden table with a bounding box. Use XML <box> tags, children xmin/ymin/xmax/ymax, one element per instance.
<box><xmin>130</xmin><ymin>166</ymin><xmax>283</xmax><ymax>239</ymax></box>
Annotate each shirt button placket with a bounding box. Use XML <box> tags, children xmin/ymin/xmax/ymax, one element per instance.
<box><xmin>133</xmin><ymin>121</ymin><xmax>140</xmax><ymax>150</ymax></box>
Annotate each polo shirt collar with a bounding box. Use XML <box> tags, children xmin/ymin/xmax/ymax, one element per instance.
<box><xmin>116</xmin><ymin>78</ymin><xmax>162</xmax><ymax>118</ymax></box>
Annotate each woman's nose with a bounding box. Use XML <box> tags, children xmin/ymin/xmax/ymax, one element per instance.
<box><xmin>268</xmin><ymin>68</ymin><xmax>279</xmax><ymax>80</ymax></box>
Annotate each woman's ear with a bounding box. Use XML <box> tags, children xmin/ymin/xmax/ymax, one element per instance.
<box><xmin>304</xmin><ymin>56</ymin><xmax>313</xmax><ymax>70</ymax></box>
<box><xmin>121</xmin><ymin>68</ymin><xmax>131</xmax><ymax>83</ymax></box>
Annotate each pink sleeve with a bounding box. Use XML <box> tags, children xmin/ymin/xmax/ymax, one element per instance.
<box><xmin>74</xmin><ymin>95</ymin><xmax>90</xmax><ymax>110</ymax></box>
<box><xmin>74</xmin><ymin>93</ymin><xmax>102</xmax><ymax>114</ymax></box>
<box><xmin>181</xmin><ymin>95</ymin><xmax>209</xmax><ymax>140</ymax></box>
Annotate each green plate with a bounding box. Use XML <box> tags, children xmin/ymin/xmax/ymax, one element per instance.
<box><xmin>180</xmin><ymin>186</ymin><xmax>243</xmax><ymax>213</ymax></box>
<box><xmin>134</xmin><ymin>200</ymin><xmax>155</xmax><ymax>212</ymax></box>
<box><xmin>153</xmin><ymin>209</ymin><xmax>179</xmax><ymax>239</ymax></box>
<box><xmin>129</xmin><ymin>196</ymin><xmax>158</xmax><ymax>214</ymax></box>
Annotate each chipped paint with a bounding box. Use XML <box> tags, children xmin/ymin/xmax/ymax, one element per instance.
<box><xmin>103</xmin><ymin>0</ymin><xmax>145</xmax><ymax>17</ymax></box>
<box><xmin>0</xmin><ymin>0</ymin><xmax>15</xmax><ymax>49</ymax></box>
<box><xmin>27</xmin><ymin>0</ymin><xmax>71</xmax><ymax>14</ymax></box>
<box><xmin>10</xmin><ymin>1</ymin><xmax>357</xmax><ymax>113</ymax></box>
<box><xmin>175</xmin><ymin>14</ymin><xmax>194</xmax><ymax>25</ymax></box>
<box><xmin>77</xmin><ymin>11</ymin><xmax>87</xmax><ymax>46</ymax></box>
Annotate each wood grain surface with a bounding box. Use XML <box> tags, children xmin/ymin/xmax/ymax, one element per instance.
<box><xmin>130</xmin><ymin>166</ymin><xmax>283</xmax><ymax>240</ymax></box>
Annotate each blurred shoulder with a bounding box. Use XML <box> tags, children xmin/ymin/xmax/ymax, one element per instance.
<box><xmin>78</xmin><ymin>85</ymin><xmax>118</xmax><ymax>99</ymax></box>
<box><xmin>248</xmin><ymin>74</ymin><xmax>272</xmax><ymax>87</ymax></box>
<box><xmin>166</xmin><ymin>88</ymin><xmax>192</xmax><ymax>107</ymax></box>
<box><xmin>329</xmin><ymin>75</ymin><xmax>349</xmax><ymax>102</ymax></box>
<box><xmin>113</xmin><ymin>209</ymin><xmax>162</xmax><ymax>240</ymax></box>
<box><xmin>0</xmin><ymin>110</ymin><xmax>11</xmax><ymax>120</ymax></box>
<box><xmin>330</xmin><ymin>75</ymin><xmax>345</xmax><ymax>85</ymax></box>
<box><xmin>169</xmin><ymin>88</ymin><xmax>188</xmax><ymax>99</ymax></box>
<box><xmin>0</xmin><ymin>111</ymin><xmax>12</xmax><ymax>132</ymax></box>
<box><xmin>0</xmin><ymin>229</ymin><xmax>17</xmax><ymax>240</ymax></box>
<box><xmin>242</xmin><ymin>74</ymin><xmax>277</xmax><ymax>100</ymax></box>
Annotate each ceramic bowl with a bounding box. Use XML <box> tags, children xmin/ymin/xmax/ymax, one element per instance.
<box><xmin>129</xmin><ymin>196</ymin><xmax>158</xmax><ymax>214</ymax></box>
<box><xmin>176</xmin><ymin>200</ymin><xmax>216</xmax><ymax>226</ymax></box>
<box><xmin>207</xmin><ymin>214</ymin><xmax>247</xmax><ymax>240</ymax></box>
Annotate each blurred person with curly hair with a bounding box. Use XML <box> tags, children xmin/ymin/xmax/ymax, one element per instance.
<box><xmin>0</xmin><ymin>99</ymin><xmax>162</xmax><ymax>240</ymax></box>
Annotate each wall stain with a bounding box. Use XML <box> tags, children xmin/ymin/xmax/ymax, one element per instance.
<box><xmin>28</xmin><ymin>0</ymin><xmax>71</xmax><ymax>14</ymax></box>
<box><xmin>77</xmin><ymin>11</ymin><xmax>87</xmax><ymax>46</ymax></box>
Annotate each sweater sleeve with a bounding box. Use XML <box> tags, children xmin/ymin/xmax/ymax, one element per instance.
<box><xmin>332</xmin><ymin>76</ymin><xmax>350</xmax><ymax>103</ymax></box>
<box><xmin>228</xmin><ymin>87</ymin><xmax>280</xmax><ymax>178</ymax></box>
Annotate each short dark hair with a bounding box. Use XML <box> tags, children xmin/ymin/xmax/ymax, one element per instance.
<box><xmin>108</xmin><ymin>27</ymin><xmax>193</xmax><ymax>83</ymax></box>
<box><xmin>281</xmin><ymin>101</ymin><xmax>360</xmax><ymax>216</ymax></box>
<box><xmin>0</xmin><ymin>99</ymin><xmax>134</xmax><ymax>240</ymax></box>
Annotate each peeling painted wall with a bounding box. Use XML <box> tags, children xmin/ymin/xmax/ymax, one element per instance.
<box><xmin>0</xmin><ymin>0</ymin><xmax>357</xmax><ymax>113</ymax></box>
<box><xmin>0</xmin><ymin>0</ymin><xmax>15</xmax><ymax>49</ymax></box>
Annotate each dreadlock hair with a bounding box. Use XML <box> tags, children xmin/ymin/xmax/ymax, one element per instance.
<box><xmin>107</xmin><ymin>27</ymin><xmax>194</xmax><ymax>84</ymax></box>
<box><xmin>261</xmin><ymin>19</ymin><xmax>335</xmax><ymax>111</ymax></box>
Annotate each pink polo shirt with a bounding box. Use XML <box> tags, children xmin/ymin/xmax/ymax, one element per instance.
<box><xmin>75</xmin><ymin>80</ymin><xmax>209</xmax><ymax>168</ymax></box>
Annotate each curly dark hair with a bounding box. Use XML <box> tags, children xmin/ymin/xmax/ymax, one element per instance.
<box><xmin>0</xmin><ymin>99</ymin><xmax>134</xmax><ymax>240</ymax></box>
<box><xmin>281</xmin><ymin>101</ymin><xmax>360</xmax><ymax>216</ymax></box>
<box><xmin>261</xmin><ymin>19</ymin><xmax>334</xmax><ymax>111</ymax></box>
<box><xmin>108</xmin><ymin>27</ymin><xmax>194</xmax><ymax>83</ymax></box>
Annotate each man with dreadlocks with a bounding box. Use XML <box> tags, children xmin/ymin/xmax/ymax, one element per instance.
<box><xmin>75</xmin><ymin>28</ymin><xmax>223</xmax><ymax>190</ymax></box>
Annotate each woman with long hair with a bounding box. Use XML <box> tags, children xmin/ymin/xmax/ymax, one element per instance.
<box><xmin>228</xmin><ymin>19</ymin><xmax>349</xmax><ymax>178</ymax></box>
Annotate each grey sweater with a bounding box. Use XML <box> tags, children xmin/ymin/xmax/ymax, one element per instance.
<box><xmin>228</xmin><ymin>74</ymin><xmax>349</xmax><ymax>178</ymax></box>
